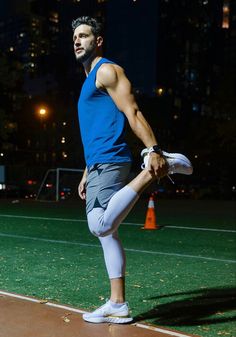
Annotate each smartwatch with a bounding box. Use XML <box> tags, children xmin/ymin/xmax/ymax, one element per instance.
<box><xmin>149</xmin><ymin>145</ymin><xmax>163</xmax><ymax>155</ymax></box>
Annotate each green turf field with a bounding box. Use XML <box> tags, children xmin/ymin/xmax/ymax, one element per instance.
<box><xmin>0</xmin><ymin>198</ymin><xmax>235</xmax><ymax>337</ymax></box>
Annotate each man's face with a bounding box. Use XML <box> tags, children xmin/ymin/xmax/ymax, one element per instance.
<box><xmin>73</xmin><ymin>24</ymin><xmax>98</xmax><ymax>63</ymax></box>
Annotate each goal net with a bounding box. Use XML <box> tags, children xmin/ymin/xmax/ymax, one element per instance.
<box><xmin>36</xmin><ymin>168</ymin><xmax>84</xmax><ymax>201</ymax></box>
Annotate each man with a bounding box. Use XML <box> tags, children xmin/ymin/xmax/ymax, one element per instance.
<box><xmin>72</xmin><ymin>16</ymin><xmax>192</xmax><ymax>324</ymax></box>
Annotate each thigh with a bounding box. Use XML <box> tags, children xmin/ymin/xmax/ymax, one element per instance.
<box><xmin>86</xmin><ymin>163</ymin><xmax>131</xmax><ymax>214</ymax></box>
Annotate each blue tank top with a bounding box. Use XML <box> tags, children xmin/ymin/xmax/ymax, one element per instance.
<box><xmin>78</xmin><ymin>58</ymin><xmax>132</xmax><ymax>167</ymax></box>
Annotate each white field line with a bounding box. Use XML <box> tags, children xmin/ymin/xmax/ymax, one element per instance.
<box><xmin>0</xmin><ymin>213</ymin><xmax>235</xmax><ymax>233</ymax></box>
<box><xmin>0</xmin><ymin>290</ymin><xmax>86</xmax><ymax>314</ymax></box>
<box><xmin>0</xmin><ymin>232</ymin><xmax>235</xmax><ymax>264</ymax></box>
<box><xmin>0</xmin><ymin>290</ymin><xmax>195</xmax><ymax>337</ymax></box>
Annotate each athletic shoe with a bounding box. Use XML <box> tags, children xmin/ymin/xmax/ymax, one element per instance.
<box><xmin>141</xmin><ymin>148</ymin><xmax>193</xmax><ymax>175</ymax></box>
<box><xmin>82</xmin><ymin>300</ymin><xmax>133</xmax><ymax>324</ymax></box>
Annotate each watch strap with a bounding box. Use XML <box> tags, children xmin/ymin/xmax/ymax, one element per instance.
<box><xmin>148</xmin><ymin>145</ymin><xmax>162</xmax><ymax>155</ymax></box>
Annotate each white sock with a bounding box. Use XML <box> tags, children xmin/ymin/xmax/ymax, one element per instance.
<box><xmin>109</xmin><ymin>300</ymin><xmax>125</xmax><ymax>308</ymax></box>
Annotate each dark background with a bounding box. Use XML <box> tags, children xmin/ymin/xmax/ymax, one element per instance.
<box><xmin>0</xmin><ymin>0</ymin><xmax>235</xmax><ymax>199</ymax></box>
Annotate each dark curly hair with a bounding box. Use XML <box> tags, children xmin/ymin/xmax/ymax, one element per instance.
<box><xmin>72</xmin><ymin>16</ymin><xmax>103</xmax><ymax>37</ymax></box>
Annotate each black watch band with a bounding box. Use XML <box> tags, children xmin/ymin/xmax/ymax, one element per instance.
<box><xmin>149</xmin><ymin>145</ymin><xmax>162</xmax><ymax>155</ymax></box>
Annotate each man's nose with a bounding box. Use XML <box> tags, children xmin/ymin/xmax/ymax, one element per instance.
<box><xmin>74</xmin><ymin>38</ymin><xmax>81</xmax><ymax>45</ymax></box>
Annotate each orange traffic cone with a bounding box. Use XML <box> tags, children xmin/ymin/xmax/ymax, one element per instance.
<box><xmin>142</xmin><ymin>194</ymin><xmax>159</xmax><ymax>230</ymax></box>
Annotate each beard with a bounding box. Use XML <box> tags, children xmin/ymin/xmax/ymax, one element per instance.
<box><xmin>75</xmin><ymin>42</ymin><xmax>96</xmax><ymax>63</ymax></box>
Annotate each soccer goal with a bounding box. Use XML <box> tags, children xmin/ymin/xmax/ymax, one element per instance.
<box><xmin>36</xmin><ymin>168</ymin><xmax>84</xmax><ymax>202</ymax></box>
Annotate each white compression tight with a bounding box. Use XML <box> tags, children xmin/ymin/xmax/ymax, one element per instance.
<box><xmin>98</xmin><ymin>232</ymin><xmax>126</xmax><ymax>279</ymax></box>
<box><xmin>87</xmin><ymin>185</ymin><xmax>139</xmax><ymax>278</ymax></box>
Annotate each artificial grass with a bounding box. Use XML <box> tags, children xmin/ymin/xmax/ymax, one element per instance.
<box><xmin>0</xmin><ymin>199</ymin><xmax>235</xmax><ymax>337</ymax></box>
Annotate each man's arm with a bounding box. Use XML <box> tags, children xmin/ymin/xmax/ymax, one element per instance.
<box><xmin>96</xmin><ymin>63</ymin><xmax>167</xmax><ymax>176</ymax></box>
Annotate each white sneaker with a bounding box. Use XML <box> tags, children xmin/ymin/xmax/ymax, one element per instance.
<box><xmin>141</xmin><ymin>148</ymin><xmax>193</xmax><ymax>175</ymax></box>
<box><xmin>82</xmin><ymin>300</ymin><xmax>133</xmax><ymax>324</ymax></box>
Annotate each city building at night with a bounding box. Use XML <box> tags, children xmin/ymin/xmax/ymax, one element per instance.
<box><xmin>0</xmin><ymin>0</ymin><xmax>235</xmax><ymax>198</ymax></box>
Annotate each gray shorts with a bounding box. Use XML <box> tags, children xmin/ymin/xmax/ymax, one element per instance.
<box><xmin>86</xmin><ymin>163</ymin><xmax>131</xmax><ymax>214</ymax></box>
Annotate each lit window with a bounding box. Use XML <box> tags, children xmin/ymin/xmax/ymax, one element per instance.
<box><xmin>7</xmin><ymin>122</ymin><xmax>17</xmax><ymax>130</ymax></box>
<box><xmin>156</xmin><ymin>87</ymin><xmax>164</xmax><ymax>96</ymax></box>
<box><xmin>222</xmin><ymin>3</ymin><xmax>230</xmax><ymax>29</ymax></box>
<box><xmin>192</xmin><ymin>103</ymin><xmax>199</xmax><ymax>112</ymax></box>
<box><xmin>49</xmin><ymin>12</ymin><xmax>59</xmax><ymax>24</ymax></box>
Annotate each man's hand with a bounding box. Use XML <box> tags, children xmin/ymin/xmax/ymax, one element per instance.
<box><xmin>78</xmin><ymin>169</ymin><xmax>87</xmax><ymax>200</ymax></box>
<box><xmin>148</xmin><ymin>153</ymin><xmax>168</xmax><ymax>178</ymax></box>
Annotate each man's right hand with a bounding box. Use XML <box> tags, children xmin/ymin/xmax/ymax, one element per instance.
<box><xmin>78</xmin><ymin>168</ymin><xmax>87</xmax><ymax>200</ymax></box>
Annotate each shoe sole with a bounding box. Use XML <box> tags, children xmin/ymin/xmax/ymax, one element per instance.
<box><xmin>83</xmin><ymin>315</ymin><xmax>133</xmax><ymax>324</ymax></box>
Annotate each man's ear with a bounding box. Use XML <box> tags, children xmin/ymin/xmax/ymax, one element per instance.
<box><xmin>96</xmin><ymin>36</ymin><xmax>103</xmax><ymax>47</ymax></box>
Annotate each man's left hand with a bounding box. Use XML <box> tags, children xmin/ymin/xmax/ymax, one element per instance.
<box><xmin>148</xmin><ymin>152</ymin><xmax>168</xmax><ymax>178</ymax></box>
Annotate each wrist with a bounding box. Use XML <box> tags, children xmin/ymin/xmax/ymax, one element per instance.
<box><xmin>148</xmin><ymin>145</ymin><xmax>162</xmax><ymax>155</ymax></box>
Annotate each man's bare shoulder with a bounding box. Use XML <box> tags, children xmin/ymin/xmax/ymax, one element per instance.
<box><xmin>97</xmin><ymin>62</ymin><xmax>125</xmax><ymax>88</ymax></box>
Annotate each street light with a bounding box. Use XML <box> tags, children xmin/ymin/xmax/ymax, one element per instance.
<box><xmin>39</xmin><ymin>108</ymin><xmax>47</xmax><ymax>116</ymax></box>
<box><xmin>38</xmin><ymin>107</ymin><xmax>47</xmax><ymax>118</ymax></box>
<box><xmin>37</xmin><ymin>106</ymin><xmax>48</xmax><ymax>164</ymax></box>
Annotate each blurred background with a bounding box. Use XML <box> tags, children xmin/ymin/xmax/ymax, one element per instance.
<box><xmin>0</xmin><ymin>0</ymin><xmax>235</xmax><ymax>201</ymax></box>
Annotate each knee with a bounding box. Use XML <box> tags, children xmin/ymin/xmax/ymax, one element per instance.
<box><xmin>88</xmin><ymin>224</ymin><xmax>101</xmax><ymax>237</ymax></box>
<box><xmin>87</xmin><ymin>208</ymin><xmax>113</xmax><ymax>237</ymax></box>
<box><xmin>88</xmin><ymin>222</ymin><xmax>111</xmax><ymax>237</ymax></box>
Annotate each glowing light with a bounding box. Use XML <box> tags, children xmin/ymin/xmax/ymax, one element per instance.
<box><xmin>222</xmin><ymin>3</ymin><xmax>230</xmax><ymax>29</ymax></box>
<box><xmin>46</xmin><ymin>183</ymin><xmax>53</xmax><ymax>188</ymax></box>
<box><xmin>157</xmin><ymin>88</ymin><xmax>164</xmax><ymax>96</ymax></box>
<box><xmin>39</xmin><ymin>108</ymin><xmax>47</xmax><ymax>116</ymax></box>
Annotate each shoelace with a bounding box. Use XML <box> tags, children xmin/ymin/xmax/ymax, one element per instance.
<box><xmin>167</xmin><ymin>174</ymin><xmax>175</xmax><ymax>184</ymax></box>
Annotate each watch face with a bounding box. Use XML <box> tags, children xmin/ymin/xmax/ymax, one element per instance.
<box><xmin>153</xmin><ymin>145</ymin><xmax>162</xmax><ymax>154</ymax></box>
